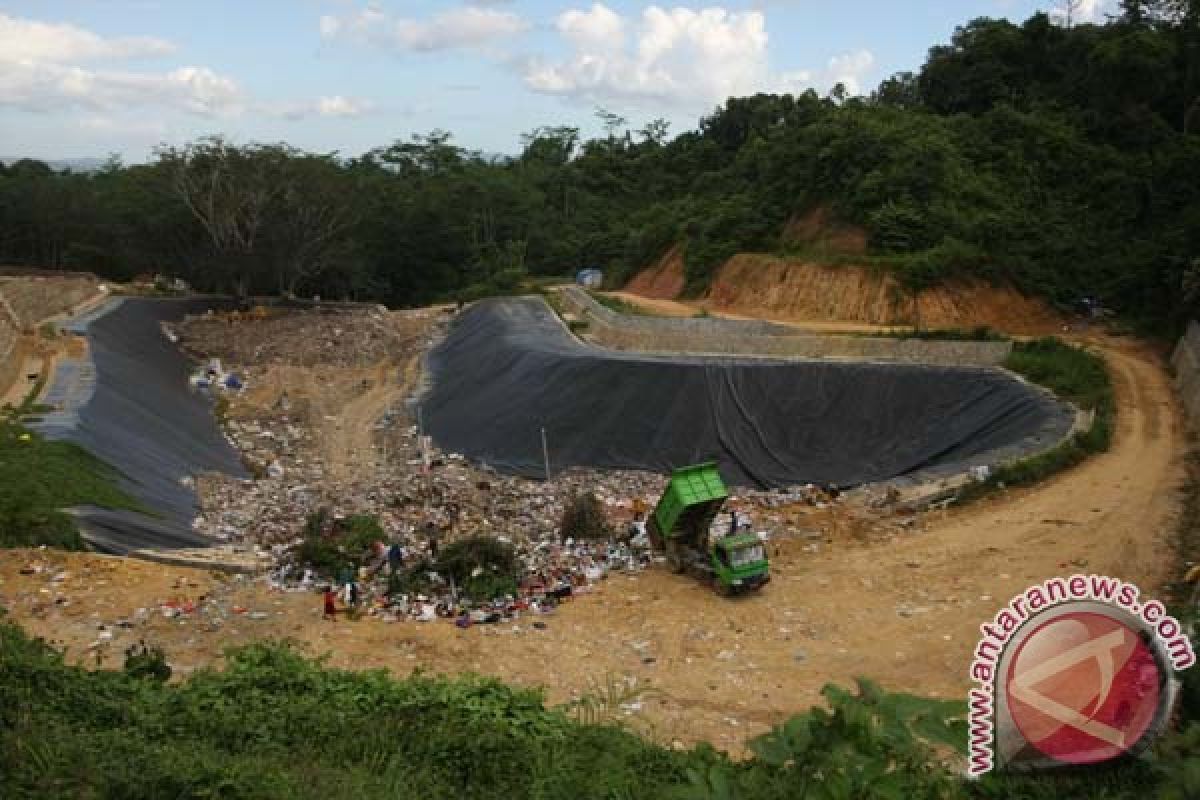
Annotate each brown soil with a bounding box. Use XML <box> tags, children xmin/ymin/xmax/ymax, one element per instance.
<box><xmin>203</xmin><ymin>309</ymin><xmax>434</xmax><ymax>485</ymax></box>
<box><xmin>1</xmin><ymin>334</ymin><xmax>1181</xmax><ymax>754</ymax></box>
<box><xmin>0</xmin><ymin>278</ymin><xmax>107</xmax><ymax>405</ymax></box>
<box><xmin>620</xmin><ymin>202</ymin><xmax>1065</xmax><ymax>335</ymax></box>
<box><xmin>703</xmin><ymin>255</ymin><xmax>1066</xmax><ymax>335</ymax></box>
<box><xmin>624</xmin><ymin>245</ymin><xmax>686</xmax><ymax>300</ymax></box>
<box><xmin>622</xmin><ymin>253</ymin><xmax>1064</xmax><ymax>337</ymax></box>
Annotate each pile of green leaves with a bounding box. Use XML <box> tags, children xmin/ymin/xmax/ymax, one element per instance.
<box><xmin>434</xmin><ymin>535</ymin><xmax>520</xmax><ymax>601</ymax></box>
<box><xmin>559</xmin><ymin>491</ymin><xmax>615</xmax><ymax>542</ymax></box>
<box><xmin>293</xmin><ymin>510</ymin><xmax>387</xmax><ymax>576</ymax></box>
<box><xmin>0</xmin><ymin>419</ymin><xmax>141</xmax><ymax>550</ymax></box>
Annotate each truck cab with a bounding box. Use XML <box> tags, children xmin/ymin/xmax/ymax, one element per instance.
<box><xmin>712</xmin><ymin>533</ymin><xmax>770</xmax><ymax>593</ymax></box>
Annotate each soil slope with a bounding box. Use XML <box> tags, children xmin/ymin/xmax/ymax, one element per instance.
<box><xmin>624</xmin><ymin>246</ymin><xmax>686</xmax><ymax>300</ymax></box>
<box><xmin>621</xmin><ymin>209</ymin><xmax>1065</xmax><ymax>334</ymax></box>
<box><xmin>707</xmin><ymin>255</ymin><xmax>1065</xmax><ymax>334</ymax></box>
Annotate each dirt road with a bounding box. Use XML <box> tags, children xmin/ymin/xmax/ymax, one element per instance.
<box><xmin>1</xmin><ymin>331</ymin><xmax>1181</xmax><ymax>753</ymax></box>
<box><xmin>605</xmin><ymin>291</ymin><xmax>972</xmax><ymax>334</ymax></box>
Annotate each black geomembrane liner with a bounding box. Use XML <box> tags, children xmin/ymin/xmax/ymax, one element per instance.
<box><xmin>38</xmin><ymin>298</ymin><xmax>247</xmax><ymax>553</ymax></box>
<box><xmin>421</xmin><ymin>297</ymin><xmax>1075</xmax><ymax>489</ymax></box>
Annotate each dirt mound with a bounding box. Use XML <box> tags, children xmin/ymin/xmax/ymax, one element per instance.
<box><xmin>706</xmin><ymin>255</ymin><xmax>1065</xmax><ymax>334</ymax></box>
<box><xmin>180</xmin><ymin>308</ymin><xmax>403</xmax><ymax>368</ymax></box>
<box><xmin>624</xmin><ymin>245</ymin><xmax>686</xmax><ymax>299</ymax></box>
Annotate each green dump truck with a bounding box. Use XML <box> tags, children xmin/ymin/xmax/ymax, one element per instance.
<box><xmin>647</xmin><ymin>462</ymin><xmax>770</xmax><ymax>594</ymax></box>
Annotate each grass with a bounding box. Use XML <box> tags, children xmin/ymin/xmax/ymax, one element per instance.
<box><xmin>1</xmin><ymin>618</ymin><xmax>1194</xmax><ymax>799</ymax></box>
<box><xmin>0</xmin><ymin>623</ymin><xmax>707</xmax><ymax>799</ymax></box>
<box><xmin>0</xmin><ymin>418</ymin><xmax>143</xmax><ymax>549</ymax></box>
<box><xmin>775</xmin><ymin>239</ymin><xmax>871</xmax><ymax>265</ymax></box>
<box><xmin>586</xmin><ymin>290</ymin><xmax>655</xmax><ymax>316</ymax></box>
<box><xmin>956</xmin><ymin>337</ymin><xmax>1114</xmax><ymax>503</ymax></box>
<box><xmin>856</xmin><ymin>326</ymin><xmax>1008</xmax><ymax>341</ymax></box>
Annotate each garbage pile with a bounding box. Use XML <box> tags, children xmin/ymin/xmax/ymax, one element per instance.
<box><xmin>188</xmin><ymin>357</ymin><xmax>245</xmax><ymax>391</ymax></box>
<box><xmin>266</xmin><ymin>529</ymin><xmax>651</xmax><ymax>628</ymax></box>
<box><xmin>177</xmin><ymin>301</ymin><xmax>860</xmax><ymax>625</ymax></box>
<box><xmin>178</xmin><ymin>306</ymin><xmax>439</xmax><ymax>368</ymax></box>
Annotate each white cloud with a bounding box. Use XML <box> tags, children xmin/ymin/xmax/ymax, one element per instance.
<box><xmin>272</xmin><ymin>95</ymin><xmax>375</xmax><ymax>120</ymax></box>
<box><xmin>1049</xmin><ymin>0</ymin><xmax>1117</xmax><ymax>25</ymax></box>
<box><xmin>0</xmin><ymin>12</ymin><xmax>174</xmax><ymax>63</ymax></box>
<box><xmin>320</xmin><ymin>5</ymin><xmax>528</xmax><ymax>52</ymax></box>
<box><xmin>822</xmin><ymin>49</ymin><xmax>875</xmax><ymax>96</ymax></box>
<box><xmin>524</xmin><ymin>4</ymin><xmax>875</xmax><ymax>110</ymax></box>
<box><xmin>0</xmin><ymin>60</ymin><xmax>242</xmax><ymax>115</ymax></box>
<box><xmin>317</xmin><ymin>95</ymin><xmax>370</xmax><ymax>117</ymax></box>
<box><xmin>0</xmin><ymin>13</ymin><xmax>242</xmax><ymax>116</ymax></box>
<box><xmin>79</xmin><ymin>114</ymin><xmax>169</xmax><ymax>138</ymax></box>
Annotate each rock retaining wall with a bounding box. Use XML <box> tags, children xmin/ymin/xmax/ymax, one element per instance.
<box><xmin>0</xmin><ymin>294</ymin><xmax>18</xmax><ymax>392</ymax></box>
<box><xmin>0</xmin><ymin>275</ymin><xmax>101</xmax><ymax>329</ymax></box>
<box><xmin>559</xmin><ymin>286</ymin><xmax>1013</xmax><ymax>366</ymax></box>
<box><xmin>1172</xmin><ymin>321</ymin><xmax>1200</xmax><ymax>428</ymax></box>
<box><xmin>0</xmin><ymin>274</ymin><xmax>104</xmax><ymax>405</ymax></box>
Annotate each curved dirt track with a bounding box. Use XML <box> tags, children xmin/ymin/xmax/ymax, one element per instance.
<box><xmin>2</xmin><ymin>334</ymin><xmax>1181</xmax><ymax>753</ymax></box>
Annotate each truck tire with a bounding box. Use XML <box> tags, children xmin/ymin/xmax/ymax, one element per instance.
<box><xmin>647</xmin><ymin>517</ymin><xmax>663</xmax><ymax>550</ymax></box>
<box><xmin>666</xmin><ymin>543</ymin><xmax>685</xmax><ymax>574</ymax></box>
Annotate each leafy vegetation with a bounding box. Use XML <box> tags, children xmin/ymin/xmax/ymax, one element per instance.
<box><xmin>0</xmin><ymin>419</ymin><xmax>141</xmax><ymax>550</ymax></box>
<box><xmin>2</xmin><ymin>7</ymin><xmax>1198</xmax><ymax>333</ymax></box>
<box><xmin>1005</xmin><ymin>337</ymin><xmax>1115</xmax><ymax>453</ymax></box>
<box><xmin>433</xmin><ymin>535</ymin><xmax>520</xmax><ymax>600</ymax></box>
<box><xmin>588</xmin><ymin>290</ymin><xmax>654</xmax><ymax>316</ymax></box>
<box><xmin>958</xmin><ymin>337</ymin><xmax>1115</xmax><ymax>501</ymax></box>
<box><xmin>293</xmin><ymin>509</ymin><xmax>387</xmax><ymax>577</ymax></box>
<box><xmin>559</xmin><ymin>491</ymin><xmax>615</xmax><ymax>542</ymax></box>
<box><xmin>121</xmin><ymin>641</ymin><xmax>172</xmax><ymax>683</ymax></box>
<box><xmin>860</xmin><ymin>326</ymin><xmax>1007</xmax><ymax>341</ymax></box>
<box><xmin>2</xmin><ymin>619</ymin><xmax>1195</xmax><ymax>799</ymax></box>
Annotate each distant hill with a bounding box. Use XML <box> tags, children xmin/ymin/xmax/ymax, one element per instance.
<box><xmin>0</xmin><ymin>157</ymin><xmax>108</xmax><ymax>173</ymax></box>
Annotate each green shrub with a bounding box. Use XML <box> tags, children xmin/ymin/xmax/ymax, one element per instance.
<box><xmin>123</xmin><ymin>642</ymin><xmax>172</xmax><ymax>683</ymax></box>
<box><xmin>386</xmin><ymin>558</ymin><xmax>439</xmax><ymax>597</ymax></box>
<box><xmin>0</xmin><ymin>623</ymin><xmax>705</xmax><ymax>799</ymax></box>
<box><xmin>0</xmin><ymin>420</ymin><xmax>141</xmax><ymax>550</ymax></box>
<box><xmin>958</xmin><ymin>338</ymin><xmax>1114</xmax><ymax>502</ymax></box>
<box><xmin>559</xmin><ymin>492</ymin><xmax>614</xmax><ymax>542</ymax></box>
<box><xmin>293</xmin><ymin>510</ymin><xmax>386</xmax><ymax>576</ymax></box>
<box><xmin>862</xmin><ymin>326</ymin><xmax>1006</xmax><ymax>341</ymax></box>
<box><xmin>435</xmin><ymin>535</ymin><xmax>518</xmax><ymax>588</ymax></box>
<box><xmin>588</xmin><ymin>291</ymin><xmax>651</xmax><ymax>316</ymax></box>
<box><xmin>0</xmin><ymin>619</ymin><xmax>1196</xmax><ymax>799</ymax></box>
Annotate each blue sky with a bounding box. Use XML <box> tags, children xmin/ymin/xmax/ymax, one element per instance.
<box><xmin>0</xmin><ymin>1</ymin><xmax>1116</xmax><ymax>162</ymax></box>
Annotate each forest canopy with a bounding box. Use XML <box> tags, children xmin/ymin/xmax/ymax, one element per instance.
<box><xmin>1</xmin><ymin>3</ymin><xmax>1199</xmax><ymax>332</ymax></box>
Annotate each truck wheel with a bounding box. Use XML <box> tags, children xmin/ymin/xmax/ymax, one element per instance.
<box><xmin>647</xmin><ymin>518</ymin><xmax>662</xmax><ymax>549</ymax></box>
<box><xmin>666</xmin><ymin>545</ymin><xmax>684</xmax><ymax>574</ymax></box>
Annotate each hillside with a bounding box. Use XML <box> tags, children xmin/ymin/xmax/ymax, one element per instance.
<box><xmin>1</xmin><ymin>11</ymin><xmax>1197</xmax><ymax>331</ymax></box>
<box><xmin>708</xmin><ymin>256</ymin><xmax>1064</xmax><ymax>333</ymax></box>
<box><xmin>621</xmin><ymin>213</ymin><xmax>1066</xmax><ymax>334</ymax></box>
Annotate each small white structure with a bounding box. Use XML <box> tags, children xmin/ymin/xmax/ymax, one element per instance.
<box><xmin>576</xmin><ymin>268</ymin><xmax>603</xmax><ymax>288</ymax></box>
